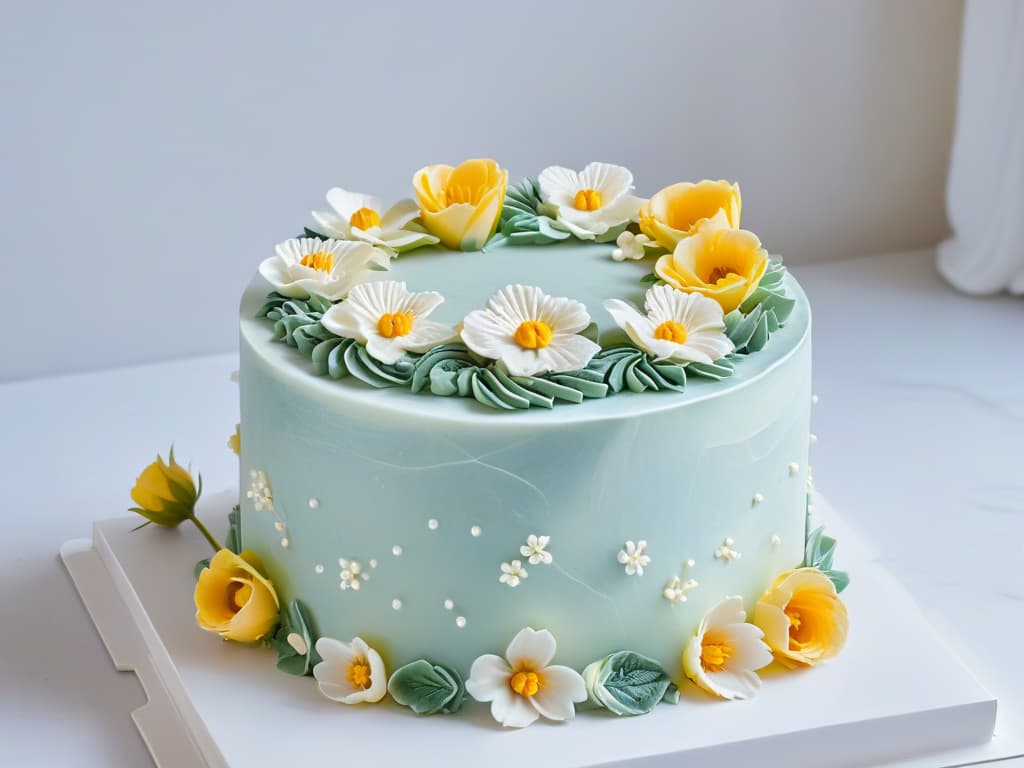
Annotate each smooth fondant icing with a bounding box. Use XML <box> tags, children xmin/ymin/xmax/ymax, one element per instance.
<box><xmin>237</xmin><ymin>248</ymin><xmax>812</xmax><ymax>678</ymax></box>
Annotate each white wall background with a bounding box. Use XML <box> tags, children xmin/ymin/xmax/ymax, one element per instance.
<box><xmin>0</xmin><ymin>0</ymin><xmax>962</xmax><ymax>382</ymax></box>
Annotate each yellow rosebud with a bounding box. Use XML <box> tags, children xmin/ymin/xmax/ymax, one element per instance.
<box><xmin>654</xmin><ymin>219</ymin><xmax>769</xmax><ymax>313</ymax></box>
<box><xmin>639</xmin><ymin>179</ymin><xmax>742</xmax><ymax>251</ymax></box>
<box><xmin>753</xmin><ymin>567</ymin><xmax>848</xmax><ymax>668</ymax></box>
<box><xmin>413</xmin><ymin>158</ymin><xmax>508</xmax><ymax>251</ymax></box>
<box><xmin>228</xmin><ymin>424</ymin><xmax>240</xmax><ymax>456</ymax></box>
<box><xmin>195</xmin><ymin>549</ymin><xmax>280</xmax><ymax>643</ymax></box>
<box><xmin>129</xmin><ymin>448</ymin><xmax>201</xmax><ymax>528</ymax></box>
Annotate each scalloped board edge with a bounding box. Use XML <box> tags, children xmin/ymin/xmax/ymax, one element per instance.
<box><xmin>60</xmin><ymin>537</ymin><xmax>222</xmax><ymax>768</ymax></box>
<box><xmin>60</xmin><ymin>495</ymin><xmax>1006</xmax><ymax>768</ymax></box>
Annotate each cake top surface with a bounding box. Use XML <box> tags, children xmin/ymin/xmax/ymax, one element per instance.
<box><xmin>241</xmin><ymin>160</ymin><xmax>809</xmax><ymax>422</ymax></box>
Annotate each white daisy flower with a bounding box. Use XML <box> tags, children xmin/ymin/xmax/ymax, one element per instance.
<box><xmin>320</xmin><ymin>281</ymin><xmax>457</xmax><ymax>365</ymax></box>
<box><xmin>611</xmin><ymin>230</ymin><xmax>652</xmax><ymax>261</ymax></box>
<box><xmin>617</xmin><ymin>540</ymin><xmax>650</xmax><ymax>576</ymax></box>
<box><xmin>682</xmin><ymin>596</ymin><xmax>773</xmax><ymax>700</ymax></box>
<box><xmin>259</xmin><ymin>237</ymin><xmax>389</xmax><ymax>301</ymax></box>
<box><xmin>537</xmin><ymin>162</ymin><xmax>645</xmax><ymax>240</ymax></box>
<box><xmin>313</xmin><ymin>636</ymin><xmax>387</xmax><ymax>704</ymax></box>
<box><xmin>311</xmin><ymin>187</ymin><xmax>439</xmax><ymax>253</ymax></box>
<box><xmin>460</xmin><ymin>285</ymin><xmax>601</xmax><ymax>377</ymax></box>
<box><xmin>604</xmin><ymin>283</ymin><xmax>734</xmax><ymax>365</ymax></box>
<box><xmin>465</xmin><ymin>627</ymin><xmax>587</xmax><ymax>728</ymax></box>
<box><xmin>499</xmin><ymin>560</ymin><xmax>528</xmax><ymax>587</ymax></box>
<box><xmin>520</xmin><ymin>534</ymin><xmax>553</xmax><ymax>565</ymax></box>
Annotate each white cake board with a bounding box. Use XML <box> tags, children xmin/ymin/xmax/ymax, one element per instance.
<box><xmin>60</xmin><ymin>493</ymin><xmax>1016</xmax><ymax>768</ymax></box>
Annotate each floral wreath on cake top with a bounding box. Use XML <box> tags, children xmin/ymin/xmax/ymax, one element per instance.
<box><xmin>255</xmin><ymin>159</ymin><xmax>796</xmax><ymax>411</ymax></box>
<box><xmin>128</xmin><ymin>449</ymin><xmax>849</xmax><ymax>727</ymax></box>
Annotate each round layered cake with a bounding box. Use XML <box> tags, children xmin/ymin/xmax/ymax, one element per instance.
<box><xmin>237</xmin><ymin>234</ymin><xmax>812</xmax><ymax>679</ymax></box>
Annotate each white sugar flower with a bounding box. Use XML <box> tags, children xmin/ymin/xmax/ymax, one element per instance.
<box><xmin>311</xmin><ymin>187</ymin><xmax>439</xmax><ymax>253</ymax></box>
<box><xmin>611</xmin><ymin>230</ymin><xmax>652</xmax><ymax>262</ymax></box>
<box><xmin>682</xmin><ymin>596</ymin><xmax>773</xmax><ymax>700</ymax></box>
<box><xmin>246</xmin><ymin>469</ymin><xmax>273</xmax><ymax>512</ymax></box>
<box><xmin>320</xmin><ymin>281</ymin><xmax>457</xmax><ymax>365</ymax></box>
<box><xmin>338</xmin><ymin>558</ymin><xmax>367</xmax><ymax>591</ymax></box>
<box><xmin>313</xmin><ymin>636</ymin><xmax>387</xmax><ymax>704</ymax></box>
<box><xmin>259</xmin><ymin>237</ymin><xmax>389</xmax><ymax>301</ymax></box>
<box><xmin>537</xmin><ymin>162</ymin><xmax>645</xmax><ymax>240</ymax></box>
<box><xmin>604</xmin><ymin>283</ymin><xmax>734</xmax><ymax>365</ymax></box>
<box><xmin>466</xmin><ymin>627</ymin><xmax>587</xmax><ymax>728</ymax></box>
<box><xmin>499</xmin><ymin>560</ymin><xmax>528</xmax><ymax>587</ymax></box>
<box><xmin>617</xmin><ymin>540</ymin><xmax>650</xmax><ymax>576</ymax></box>
<box><xmin>460</xmin><ymin>285</ymin><xmax>601</xmax><ymax>377</ymax></box>
<box><xmin>520</xmin><ymin>534</ymin><xmax>553</xmax><ymax>565</ymax></box>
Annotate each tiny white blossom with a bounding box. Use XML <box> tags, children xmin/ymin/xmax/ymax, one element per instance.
<box><xmin>663</xmin><ymin>576</ymin><xmax>699</xmax><ymax>603</ymax></box>
<box><xmin>339</xmin><ymin>558</ymin><xmax>367</xmax><ymax>591</ymax></box>
<box><xmin>715</xmin><ymin>538</ymin><xmax>742</xmax><ymax>563</ymax></box>
<box><xmin>500</xmin><ymin>560</ymin><xmax>529</xmax><ymax>587</ymax></box>
<box><xmin>617</xmin><ymin>540</ymin><xmax>651</xmax><ymax>576</ymax></box>
<box><xmin>246</xmin><ymin>469</ymin><xmax>273</xmax><ymax>512</ymax></box>
<box><xmin>520</xmin><ymin>534</ymin><xmax>553</xmax><ymax>565</ymax></box>
<box><xmin>611</xmin><ymin>230</ymin><xmax>651</xmax><ymax>262</ymax></box>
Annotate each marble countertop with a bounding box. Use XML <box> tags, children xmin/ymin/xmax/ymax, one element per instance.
<box><xmin>1</xmin><ymin>249</ymin><xmax>1020</xmax><ymax>766</ymax></box>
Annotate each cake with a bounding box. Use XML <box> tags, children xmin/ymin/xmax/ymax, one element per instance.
<box><xmin>131</xmin><ymin>160</ymin><xmax>850</xmax><ymax>727</ymax></box>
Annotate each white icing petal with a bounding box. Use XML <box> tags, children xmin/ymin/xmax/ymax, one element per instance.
<box><xmin>530</xmin><ymin>664</ymin><xmax>587</xmax><ymax>721</ymax></box>
<box><xmin>489</xmin><ymin>688</ymin><xmax>540</xmax><ymax>728</ymax></box>
<box><xmin>379</xmin><ymin>198</ymin><xmax>421</xmax><ymax>231</ymax></box>
<box><xmin>537</xmin><ymin>165</ymin><xmax>582</xmax><ymax>208</ymax></box>
<box><xmin>578</xmin><ymin>161</ymin><xmax>633</xmax><ymax>202</ymax></box>
<box><xmin>465</xmin><ymin>653</ymin><xmax>511</xmax><ymax>700</ymax></box>
<box><xmin>325</xmin><ymin>187</ymin><xmax>384</xmax><ymax>221</ymax></box>
<box><xmin>506</xmin><ymin>627</ymin><xmax>557</xmax><ymax>670</ymax></box>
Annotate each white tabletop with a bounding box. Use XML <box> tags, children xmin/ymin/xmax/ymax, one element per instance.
<box><xmin>2</xmin><ymin>248</ymin><xmax>1021</xmax><ymax>766</ymax></box>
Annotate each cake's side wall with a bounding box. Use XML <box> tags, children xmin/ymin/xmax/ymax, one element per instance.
<box><xmin>237</xmin><ymin>330</ymin><xmax>811</xmax><ymax>678</ymax></box>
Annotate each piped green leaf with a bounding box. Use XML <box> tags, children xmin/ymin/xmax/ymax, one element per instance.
<box><xmin>387</xmin><ymin>659</ymin><xmax>465</xmax><ymax>715</ymax></box>
<box><xmin>582</xmin><ymin>650</ymin><xmax>675</xmax><ymax>716</ymax></box>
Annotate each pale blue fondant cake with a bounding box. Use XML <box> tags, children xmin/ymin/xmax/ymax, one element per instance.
<box><xmin>148</xmin><ymin>160</ymin><xmax>850</xmax><ymax>727</ymax></box>
<box><xmin>238</xmin><ymin>245</ymin><xmax>812</xmax><ymax>678</ymax></box>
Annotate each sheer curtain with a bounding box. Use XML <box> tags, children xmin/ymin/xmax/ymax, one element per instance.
<box><xmin>937</xmin><ymin>0</ymin><xmax>1024</xmax><ymax>295</ymax></box>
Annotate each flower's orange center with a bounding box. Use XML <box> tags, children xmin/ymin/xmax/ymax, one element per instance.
<box><xmin>653</xmin><ymin>320</ymin><xmax>688</xmax><ymax>344</ymax></box>
<box><xmin>514</xmin><ymin>321</ymin><xmax>553</xmax><ymax>349</ymax></box>
<box><xmin>346</xmin><ymin>660</ymin><xmax>372</xmax><ymax>690</ymax></box>
<box><xmin>350</xmin><ymin>207</ymin><xmax>381</xmax><ymax>231</ymax></box>
<box><xmin>299</xmin><ymin>251</ymin><xmax>335</xmax><ymax>273</ymax></box>
<box><xmin>509</xmin><ymin>670</ymin><xmax>541</xmax><ymax>697</ymax></box>
<box><xmin>226</xmin><ymin>581</ymin><xmax>251</xmax><ymax>613</ymax></box>
<box><xmin>701</xmin><ymin>638</ymin><xmax>732</xmax><ymax>673</ymax></box>
<box><xmin>377</xmin><ymin>312</ymin><xmax>414</xmax><ymax>338</ymax></box>
<box><xmin>707</xmin><ymin>265</ymin><xmax>741</xmax><ymax>285</ymax></box>
<box><xmin>573</xmin><ymin>188</ymin><xmax>604</xmax><ymax>211</ymax></box>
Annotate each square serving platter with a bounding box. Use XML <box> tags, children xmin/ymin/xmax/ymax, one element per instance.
<box><xmin>61</xmin><ymin>493</ymin><xmax>1007</xmax><ymax>768</ymax></box>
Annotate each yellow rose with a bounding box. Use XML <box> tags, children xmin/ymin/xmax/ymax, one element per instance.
<box><xmin>654</xmin><ymin>220</ymin><xmax>769</xmax><ymax>314</ymax></box>
<box><xmin>413</xmin><ymin>158</ymin><xmax>508</xmax><ymax>251</ymax></box>
<box><xmin>753</xmin><ymin>567</ymin><xmax>848</xmax><ymax>668</ymax></box>
<box><xmin>129</xmin><ymin>448</ymin><xmax>200</xmax><ymax>528</ymax></box>
<box><xmin>195</xmin><ymin>549</ymin><xmax>280</xmax><ymax>643</ymax></box>
<box><xmin>639</xmin><ymin>179</ymin><xmax>741</xmax><ymax>250</ymax></box>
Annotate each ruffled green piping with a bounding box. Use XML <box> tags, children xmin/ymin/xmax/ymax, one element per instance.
<box><xmin>255</xmin><ymin>254</ymin><xmax>794</xmax><ymax>411</ymax></box>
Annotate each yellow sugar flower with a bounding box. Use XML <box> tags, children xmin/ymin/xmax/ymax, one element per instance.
<box><xmin>639</xmin><ymin>179</ymin><xmax>742</xmax><ymax>251</ymax></box>
<box><xmin>753</xmin><ymin>567</ymin><xmax>849</xmax><ymax>668</ymax></box>
<box><xmin>227</xmin><ymin>424</ymin><xmax>240</xmax><ymax>456</ymax></box>
<box><xmin>195</xmin><ymin>549</ymin><xmax>280</xmax><ymax>643</ymax></box>
<box><xmin>655</xmin><ymin>219</ymin><xmax>769</xmax><ymax>313</ymax></box>
<box><xmin>413</xmin><ymin>158</ymin><xmax>508</xmax><ymax>251</ymax></box>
